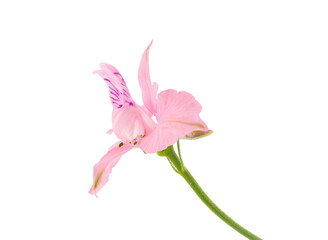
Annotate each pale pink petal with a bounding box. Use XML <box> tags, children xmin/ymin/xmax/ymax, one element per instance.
<box><xmin>155</xmin><ymin>89</ymin><xmax>206</xmax><ymax>124</ymax></box>
<box><xmin>106</xmin><ymin>129</ymin><xmax>114</xmax><ymax>135</ymax></box>
<box><xmin>111</xmin><ymin>104</ymin><xmax>156</xmax><ymax>142</ymax></box>
<box><xmin>94</xmin><ymin>63</ymin><xmax>134</xmax><ymax>109</ymax></box>
<box><xmin>112</xmin><ymin>105</ymin><xmax>146</xmax><ymax>142</ymax></box>
<box><xmin>138</xmin><ymin>89</ymin><xmax>209</xmax><ymax>153</ymax></box>
<box><xmin>138</xmin><ymin>41</ymin><xmax>158</xmax><ymax>115</ymax></box>
<box><xmin>89</xmin><ymin>142</ymin><xmax>134</xmax><ymax>196</ymax></box>
<box><xmin>141</xmin><ymin>104</ymin><xmax>152</xmax><ymax>118</ymax></box>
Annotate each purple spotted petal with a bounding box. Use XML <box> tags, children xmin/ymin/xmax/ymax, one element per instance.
<box><xmin>94</xmin><ymin>63</ymin><xmax>134</xmax><ymax>109</ymax></box>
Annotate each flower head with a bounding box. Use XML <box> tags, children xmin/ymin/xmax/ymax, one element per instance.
<box><xmin>89</xmin><ymin>42</ymin><xmax>211</xmax><ymax>195</ymax></box>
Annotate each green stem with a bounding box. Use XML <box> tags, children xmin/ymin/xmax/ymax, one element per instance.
<box><xmin>158</xmin><ymin>145</ymin><xmax>262</xmax><ymax>240</ymax></box>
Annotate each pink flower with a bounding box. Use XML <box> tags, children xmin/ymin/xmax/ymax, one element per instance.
<box><xmin>89</xmin><ymin>42</ymin><xmax>211</xmax><ymax>195</ymax></box>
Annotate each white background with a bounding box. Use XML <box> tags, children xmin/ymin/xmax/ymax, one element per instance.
<box><xmin>0</xmin><ymin>1</ymin><xmax>327</xmax><ymax>239</ymax></box>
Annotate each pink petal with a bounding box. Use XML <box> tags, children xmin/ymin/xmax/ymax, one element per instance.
<box><xmin>155</xmin><ymin>89</ymin><xmax>206</xmax><ymax>124</ymax></box>
<box><xmin>184</xmin><ymin>129</ymin><xmax>213</xmax><ymax>140</ymax></box>
<box><xmin>106</xmin><ymin>129</ymin><xmax>114</xmax><ymax>135</ymax></box>
<box><xmin>94</xmin><ymin>63</ymin><xmax>134</xmax><ymax>109</ymax></box>
<box><xmin>138</xmin><ymin>89</ymin><xmax>209</xmax><ymax>153</ymax></box>
<box><xmin>112</xmin><ymin>105</ymin><xmax>146</xmax><ymax>142</ymax></box>
<box><xmin>89</xmin><ymin>142</ymin><xmax>134</xmax><ymax>196</ymax></box>
<box><xmin>111</xmin><ymin>104</ymin><xmax>156</xmax><ymax>142</ymax></box>
<box><xmin>138</xmin><ymin>41</ymin><xmax>158</xmax><ymax>115</ymax></box>
<box><xmin>141</xmin><ymin>104</ymin><xmax>152</xmax><ymax>118</ymax></box>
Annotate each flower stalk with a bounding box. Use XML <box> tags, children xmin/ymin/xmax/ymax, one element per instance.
<box><xmin>158</xmin><ymin>143</ymin><xmax>262</xmax><ymax>240</ymax></box>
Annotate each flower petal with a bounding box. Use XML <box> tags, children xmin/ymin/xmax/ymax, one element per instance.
<box><xmin>138</xmin><ymin>89</ymin><xmax>209</xmax><ymax>153</ymax></box>
<box><xmin>155</xmin><ymin>89</ymin><xmax>206</xmax><ymax>124</ymax></box>
<box><xmin>94</xmin><ymin>63</ymin><xmax>134</xmax><ymax>109</ymax></box>
<box><xmin>112</xmin><ymin>105</ymin><xmax>146</xmax><ymax>142</ymax></box>
<box><xmin>184</xmin><ymin>129</ymin><xmax>213</xmax><ymax>140</ymax></box>
<box><xmin>89</xmin><ymin>142</ymin><xmax>134</xmax><ymax>196</ymax></box>
<box><xmin>138</xmin><ymin>41</ymin><xmax>158</xmax><ymax>115</ymax></box>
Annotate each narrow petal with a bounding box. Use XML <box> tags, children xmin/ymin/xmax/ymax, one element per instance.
<box><xmin>94</xmin><ymin>63</ymin><xmax>134</xmax><ymax>109</ymax></box>
<box><xmin>184</xmin><ymin>130</ymin><xmax>213</xmax><ymax>139</ymax></box>
<box><xmin>138</xmin><ymin>89</ymin><xmax>209</xmax><ymax>153</ymax></box>
<box><xmin>89</xmin><ymin>142</ymin><xmax>133</xmax><ymax>196</ymax></box>
<box><xmin>138</xmin><ymin>41</ymin><xmax>158</xmax><ymax>115</ymax></box>
<box><xmin>141</xmin><ymin>104</ymin><xmax>152</xmax><ymax>118</ymax></box>
<box><xmin>106</xmin><ymin>129</ymin><xmax>113</xmax><ymax>135</ymax></box>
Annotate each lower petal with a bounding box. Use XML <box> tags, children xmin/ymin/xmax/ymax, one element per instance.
<box><xmin>89</xmin><ymin>142</ymin><xmax>133</xmax><ymax>196</ymax></box>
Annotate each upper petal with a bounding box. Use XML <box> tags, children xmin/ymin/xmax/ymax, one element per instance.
<box><xmin>89</xmin><ymin>142</ymin><xmax>134</xmax><ymax>196</ymax></box>
<box><xmin>94</xmin><ymin>63</ymin><xmax>134</xmax><ymax>109</ymax></box>
<box><xmin>155</xmin><ymin>89</ymin><xmax>206</xmax><ymax>124</ymax></box>
<box><xmin>138</xmin><ymin>41</ymin><xmax>158</xmax><ymax>115</ymax></box>
<box><xmin>138</xmin><ymin>89</ymin><xmax>209</xmax><ymax>153</ymax></box>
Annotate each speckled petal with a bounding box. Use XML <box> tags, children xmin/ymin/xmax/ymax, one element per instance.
<box><xmin>94</xmin><ymin>63</ymin><xmax>134</xmax><ymax>109</ymax></box>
